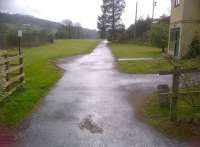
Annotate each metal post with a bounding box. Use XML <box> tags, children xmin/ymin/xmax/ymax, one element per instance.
<box><xmin>152</xmin><ymin>0</ymin><xmax>157</xmax><ymax>21</ymax></box>
<box><xmin>134</xmin><ymin>1</ymin><xmax>138</xmax><ymax>40</ymax></box>
<box><xmin>17</xmin><ymin>30</ymin><xmax>24</xmax><ymax>83</ymax></box>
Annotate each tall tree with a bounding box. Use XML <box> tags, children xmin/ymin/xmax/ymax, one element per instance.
<box><xmin>62</xmin><ymin>19</ymin><xmax>73</xmax><ymax>38</ymax></box>
<box><xmin>97</xmin><ymin>0</ymin><xmax>108</xmax><ymax>39</ymax></box>
<box><xmin>97</xmin><ymin>16</ymin><xmax>107</xmax><ymax>39</ymax></box>
<box><xmin>98</xmin><ymin>0</ymin><xmax>125</xmax><ymax>41</ymax></box>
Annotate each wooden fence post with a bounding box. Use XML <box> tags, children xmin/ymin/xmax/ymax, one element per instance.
<box><xmin>160</xmin><ymin>65</ymin><xmax>200</xmax><ymax>122</ymax></box>
<box><xmin>0</xmin><ymin>50</ymin><xmax>25</xmax><ymax>99</ymax></box>
<box><xmin>19</xmin><ymin>50</ymin><xmax>24</xmax><ymax>83</ymax></box>
<box><xmin>4</xmin><ymin>52</ymin><xmax>9</xmax><ymax>93</ymax></box>
<box><xmin>170</xmin><ymin>66</ymin><xmax>180</xmax><ymax>121</ymax></box>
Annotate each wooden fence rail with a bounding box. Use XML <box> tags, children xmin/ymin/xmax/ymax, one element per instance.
<box><xmin>0</xmin><ymin>50</ymin><xmax>25</xmax><ymax>101</ymax></box>
<box><xmin>159</xmin><ymin>65</ymin><xmax>200</xmax><ymax>121</ymax></box>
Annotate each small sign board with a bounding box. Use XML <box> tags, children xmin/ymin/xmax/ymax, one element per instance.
<box><xmin>18</xmin><ymin>30</ymin><xmax>23</xmax><ymax>37</ymax></box>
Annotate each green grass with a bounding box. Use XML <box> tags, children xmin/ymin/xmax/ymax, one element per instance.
<box><xmin>178</xmin><ymin>57</ymin><xmax>200</xmax><ymax>69</ymax></box>
<box><xmin>110</xmin><ymin>43</ymin><xmax>162</xmax><ymax>58</ymax></box>
<box><xmin>109</xmin><ymin>43</ymin><xmax>173</xmax><ymax>74</ymax></box>
<box><xmin>118</xmin><ymin>60</ymin><xmax>173</xmax><ymax>74</ymax></box>
<box><xmin>0</xmin><ymin>39</ymin><xmax>100</xmax><ymax>126</ymax></box>
<box><xmin>138</xmin><ymin>94</ymin><xmax>200</xmax><ymax>139</ymax></box>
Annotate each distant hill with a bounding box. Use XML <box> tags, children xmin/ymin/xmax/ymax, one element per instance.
<box><xmin>0</xmin><ymin>12</ymin><xmax>98</xmax><ymax>38</ymax></box>
<box><xmin>0</xmin><ymin>12</ymin><xmax>62</xmax><ymax>30</ymax></box>
<box><xmin>0</xmin><ymin>12</ymin><xmax>98</xmax><ymax>48</ymax></box>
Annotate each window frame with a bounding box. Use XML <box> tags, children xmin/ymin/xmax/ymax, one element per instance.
<box><xmin>175</xmin><ymin>0</ymin><xmax>180</xmax><ymax>7</ymax></box>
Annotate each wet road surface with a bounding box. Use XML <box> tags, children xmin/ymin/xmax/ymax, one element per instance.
<box><xmin>15</xmin><ymin>41</ymin><xmax>185</xmax><ymax>147</ymax></box>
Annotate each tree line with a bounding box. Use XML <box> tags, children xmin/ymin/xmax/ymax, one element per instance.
<box><xmin>126</xmin><ymin>16</ymin><xmax>170</xmax><ymax>52</ymax></box>
<box><xmin>56</xmin><ymin>19</ymin><xmax>97</xmax><ymax>39</ymax></box>
<box><xmin>0</xmin><ymin>24</ymin><xmax>55</xmax><ymax>48</ymax></box>
<box><xmin>97</xmin><ymin>0</ymin><xmax>170</xmax><ymax>52</ymax></box>
<box><xmin>0</xmin><ymin>12</ymin><xmax>98</xmax><ymax>49</ymax></box>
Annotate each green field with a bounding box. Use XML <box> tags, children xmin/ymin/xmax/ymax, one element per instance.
<box><xmin>118</xmin><ymin>60</ymin><xmax>173</xmax><ymax>74</ymax></box>
<box><xmin>110</xmin><ymin>43</ymin><xmax>173</xmax><ymax>74</ymax></box>
<box><xmin>0</xmin><ymin>39</ymin><xmax>100</xmax><ymax>126</ymax></box>
<box><xmin>110</xmin><ymin>43</ymin><xmax>162</xmax><ymax>58</ymax></box>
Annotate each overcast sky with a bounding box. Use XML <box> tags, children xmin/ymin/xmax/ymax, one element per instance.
<box><xmin>0</xmin><ymin>0</ymin><xmax>171</xmax><ymax>29</ymax></box>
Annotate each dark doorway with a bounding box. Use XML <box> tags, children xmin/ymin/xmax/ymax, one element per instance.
<box><xmin>170</xmin><ymin>28</ymin><xmax>180</xmax><ymax>57</ymax></box>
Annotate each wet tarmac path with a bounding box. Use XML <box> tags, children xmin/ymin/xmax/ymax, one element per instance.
<box><xmin>15</xmin><ymin>41</ymin><xmax>186</xmax><ymax>147</ymax></box>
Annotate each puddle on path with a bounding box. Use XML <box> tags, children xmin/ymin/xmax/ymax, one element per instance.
<box><xmin>79</xmin><ymin>115</ymin><xmax>103</xmax><ymax>134</ymax></box>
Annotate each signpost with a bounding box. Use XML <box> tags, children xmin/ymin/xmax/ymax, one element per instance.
<box><xmin>18</xmin><ymin>30</ymin><xmax>22</xmax><ymax>54</ymax></box>
<box><xmin>134</xmin><ymin>1</ymin><xmax>138</xmax><ymax>40</ymax></box>
<box><xmin>17</xmin><ymin>30</ymin><xmax>24</xmax><ymax>82</ymax></box>
<box><xmin>152</xmin><ymin>0</ymin><xmax>157</xmax><ymax>21</ymax></box>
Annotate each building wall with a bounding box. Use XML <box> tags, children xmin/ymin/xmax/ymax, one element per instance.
<box><xmin>183</xmin><ymin>0</ymin><xmax>200</xmax><ymax>21</ymax></box>
<box><xmin>169</xmin><ymin>0</ymin><xmax>200</xmax><ymax>57</ymax></box>
<box><xmin>170</xmin><ymin>0</ymin><xmax>184</xmax><ymax>24</ymax></box>
<box><xmin>180</xmin><ymin>0</ymin><xmax>200</xmax><ymax>56</ymax></box>
<box><xmin>181</xmin><ymin>23</ymin><xmax>200</xmax><ymax>56</ymax></box>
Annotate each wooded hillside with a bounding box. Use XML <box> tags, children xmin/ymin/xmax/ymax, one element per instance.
<box><xmin>0</xmin><ymin>12</ymin><xmax>98</xmax><ymax>49</ymax></box>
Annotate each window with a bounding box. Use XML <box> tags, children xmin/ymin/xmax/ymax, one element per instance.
<box><xmin>175</xmin><ymin>0</ymin><xmax>180</xmax><ymax>7</ymax></box>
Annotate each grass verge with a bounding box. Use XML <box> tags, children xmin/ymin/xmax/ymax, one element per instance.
<box><xmin>178</xmin><ymin>57</ymin><xmax>200</xmax><ymax>69</ymax></box>
<box><xmin>118</xmin><ymin>60</ymin><xmax>172</xmax><ymax>74</ymax></box>
<box><xmin>110</xmin><ymin>43</ymin><xmax>162</xmax><ymax>58</ymax></box>
<box><xmin>110</xmin><ymin>43</ymin><xmax>200</xmax><ymax>74</ymax></box>
<box><xmin>0</xmin><ymin>39</ymin><xmax>100</xmax><ymax>126</ymax></box>
<box><xmin>137</xmin><ymin>94</ymin><xmax>200</xmax><ymax>139</ymax></box>
<box><xmin>109</xmin><ymin>43</ymin><xmax>173</xmax><ymax>74</ymax></box>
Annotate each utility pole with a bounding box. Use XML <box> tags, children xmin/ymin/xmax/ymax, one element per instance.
<box><xmin>152</xmin><ymin>0</ymin><xmax>157</xmax><ymax>21</ymax></box>
<box><xmin>134</xmin><ymin>1</ymin><xmax>138</xmax><ymax>40</ymax></box>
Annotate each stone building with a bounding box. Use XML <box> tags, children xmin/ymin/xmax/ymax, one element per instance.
<box><xmin>168</xmin><ymin>0</ymin><xmax>200</xmax><ymax>57</ymax></box>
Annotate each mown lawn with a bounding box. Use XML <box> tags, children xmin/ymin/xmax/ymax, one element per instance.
<box><xmin>110</xmin><ymin>43</ymin><xmax>162</xmax><ymax>58</ymax></box>
<box><xmin>0</xmin><ymin>39</ymin><xmax>100</xmax><ymax>126</ymax></box>
<box><xmin>118</xmin><ymin>60</ymin><xmax>173</xmax><ymax>74</ymax></box>
<box><xmin>178</xmin><ymin>57</ymin><xmax>200</xmax><ymax>69</ymax></box>
<box><xmin>109</xmin><ymin>43</ymin><xmax>173</xmax><ymax>74</ymax></box>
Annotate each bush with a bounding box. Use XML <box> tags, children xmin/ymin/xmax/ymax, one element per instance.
<box><xmin>0</xmin><ymin>24</ymin><xmax>54</xmax><ymax>48</ymax></box>
<box><xmin>150</xmin><ymin>23</ymin><xmax>169</xmax><ymax>53</ymax></box>
<box><xmin>188</xmin><ymin>34</ymin><xmax>200</xmax><ymax>58</ymax></box>
<box><xmin>48</xmin><ymin>33</ymin><xmax>54</xmax><ymax>44</ymax></box>
<box><xmin>0</xmin><ymin>24</ymin><xmax>8</xmax><ymax>49</ymax></box>
<box><xmin>107</xmin><ymin>27</ymin><xmax>126</xmax><ymax>42</ymax></box>
<box><xmin>22</xmin><ymin>28</ymin><xmax>51</xmax><ymax>46</ymax></box>
<box><xmin>0</xmin><ymin>33</ymin><xmax>6</xmax><ymax>49</ymax></box>
<box><xmin>5</xmin><ymin>30</ymin><xmax>18</xmax><ymax>47</ymax></box>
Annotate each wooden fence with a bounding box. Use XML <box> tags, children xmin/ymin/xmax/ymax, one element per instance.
<box><xmin>160</xmin><ymin>65</ymin><xmax>200</xmax><ymax>121</ymax></box>
<box><xmin>0</xmin><ymin>49</ymin><xmax>25</xmax><ymax>100</ymax></box>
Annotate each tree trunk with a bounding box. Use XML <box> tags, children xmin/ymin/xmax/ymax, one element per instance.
<box><xmin>162</xmin><ymin>47</ymin><xmax>165</xmax><ymax>53</ymax></box>
<box><xmin>112</xmin><ymin>0</ymin><xmax>115</xmax><ymax>41</ymax></box>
